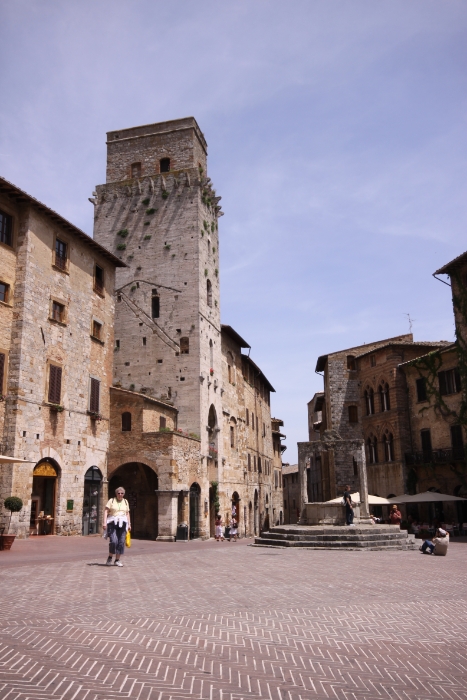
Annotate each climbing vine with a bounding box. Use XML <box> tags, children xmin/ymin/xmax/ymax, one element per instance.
<box><xmin>210</xmin><ymin>481</ymin><xmax>220</xmax><ymax>514</ymax></box>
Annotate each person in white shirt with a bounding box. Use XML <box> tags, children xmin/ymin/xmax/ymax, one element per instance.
<box><xmin>103</xmin><ymin>487</ymin><xmax>131</xmax><ymax>566</ymax></box>
<box><xmin>420</xmin><ymin>528</ymin><xmax>449</xmax><ymax>556</ymax></box>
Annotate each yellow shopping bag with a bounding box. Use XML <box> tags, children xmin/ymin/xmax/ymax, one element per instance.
<box><xmin>125</xmin><ymin>530</ymin><xmax>131</xmax><ymax>548</ymax></box>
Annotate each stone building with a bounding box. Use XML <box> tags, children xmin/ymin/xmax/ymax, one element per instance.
<box><xmin>299</xmin><ymin>334</ymin><xmax>450</xmax><ymax>506</ymax></box>
<box><xmin>0</xmin><ymin>177</ymin><xmax>124</xmax><ymax>538</ymax></box>
<box><xmin>282</xmin><ymin>463</ymin><xmax>300</xmax><ymax>524</ymax></box>
<box><xmin>90</xmin><ymin>117</ymin><xmax>283</xmax><ymax>539</ymax></box>
<box><xmin>271</xmin><ymin>417</ymin><xmax>286</xmax><ymax>525</ymax></box>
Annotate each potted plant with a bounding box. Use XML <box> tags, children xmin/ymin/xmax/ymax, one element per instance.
<box><xmin>1</xmin><ymin>496</ymin><xmax>23</xmax><ymax>550</ymax></box>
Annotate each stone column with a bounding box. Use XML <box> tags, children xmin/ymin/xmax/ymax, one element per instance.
<box><xmin>356</xmin><ymin>442</ymin><xmax>371</xmax><ymax>521</ymax></box>
<box><xmin>156</xmin><ymin>490</ymin><xmax>178</xmax><ymax>542</ymax></box>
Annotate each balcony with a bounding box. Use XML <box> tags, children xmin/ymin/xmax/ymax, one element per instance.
<box><xmin>405</xmin><ymin>447</ymin><xmax>465</xmax><ymax>466</ymax></box>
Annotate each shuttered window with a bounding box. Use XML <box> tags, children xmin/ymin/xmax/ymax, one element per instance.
<box><xmin>89</xmin><ymin>378</ymin><xmax>100</xmax><ymax>413</ymax></box>
<box><xmin>122</xmin><ymin>412</ymin><xmax>131</xmax><ymax>431</ymax></box>
<box><xmin>0</xmin><ymin>352</ymin><xmax>5</xmax><ymax>394</ymax></box>
<box><xmin>48</xmin><ymin>365</ymin><xmax>62</xmax><ymax>404</ymax></box>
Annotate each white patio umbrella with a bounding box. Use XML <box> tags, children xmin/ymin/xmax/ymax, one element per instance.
<box><xmin>387</xmin><ymin>492</ymin><xmax>467</xmax><ymax>504</ymax></box>
<box><xmin>0</xmin><ymin>455</ymin><xmax>36</xmax><ymax>463</ymax></box>
<box><xmin>325</xmin><ymin>492</ymin><xmax>391</xmax><ymax>505</ymax></box>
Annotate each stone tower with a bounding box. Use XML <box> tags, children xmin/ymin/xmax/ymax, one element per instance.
<box><xmin>92</xmin><ymin>117</ymin><xmax>224</xmax><ymax>463</ymax></box>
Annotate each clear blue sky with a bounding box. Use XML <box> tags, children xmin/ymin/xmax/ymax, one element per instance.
<box><xmin>1</xmin><ymin>1</ymin><xmax>466</xmax><ymax>462</ymax></box>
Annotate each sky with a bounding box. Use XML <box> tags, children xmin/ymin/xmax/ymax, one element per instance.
<box><xmin>1</xmin><ymin>1</ymin><xmax>466</xmax><ymax>462</ymax></box>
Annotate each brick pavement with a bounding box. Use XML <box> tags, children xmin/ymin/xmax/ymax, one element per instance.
<box><xmin>0</xmin><ymin>537</ymin><xmax>467</xmax><ymax>699</ymax></box>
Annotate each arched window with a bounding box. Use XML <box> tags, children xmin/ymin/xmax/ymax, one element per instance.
<box><xmin>151</xmin><ymin>290</ymin><xmax>160</xmax><ymax>318</ymax></box>
<box><xmin>122</xmin><ymin>412</ymin><xmax>131</xmax><ymax>431</ymax></box>
<box><xmin>383</xmin><ymin>433</ymin><xmax>394</xmax><ymax>462</ymax></box>
<box><xmin>348</xmin><ymin>405</ymin><xmax>358</xmax><ymax>423</ymax></box>
<box><xmin>367</xmin><ymin>436</ymin><xmax>378</xmax><ymax>464</ymax></box>
<box><xmin>364</xmin><ymin>387</ymin><xmax>375</xmax><ymax>416</ymax></box>
<box><xmin>380</xmin><ymin>382</ymin><xmax>390</xmax><ymax>411</ymax></box>
<box><xmin>208</xmin><ymin>404</ymin><xmax>217</xmax><ymax>430</ymax></box>
<box><xmin>207</xmin><ymin>279</ymin><xmax>212</xmax><ymax>307</ymax></box>
<box><xmin>131</xmin><ymin>162</ymin><xmax>141</xmax><ymax>178</ymax></box>
<box><xmin>180</xmin><ymin>337</ymin><xmax>189</xmax><ymax>354</ymax></box>
<box><xmin>160</xmin><ymin>157</ymin><xmax>170</xmax><ymax>173</ymax></box>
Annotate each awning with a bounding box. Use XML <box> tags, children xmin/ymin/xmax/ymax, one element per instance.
<box><xmin>325</xmin><ymin>492</ymin><xmax>391</xmax><ymax>505</ymax></box>
<box><xmin>388</xmin><ymin>491</ymin><xmax>467</xmax><ymax>504</ymax></box>
<box><xmin>0</xmin><ymin>455</ymin><xmax>36</xmax><ymax>464</ymax></box>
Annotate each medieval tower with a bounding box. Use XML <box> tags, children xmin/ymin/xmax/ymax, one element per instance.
<box><xmin>92</xmin><ymin>117</ymin><xmax>223</xmax><ymax>467</ymax></box>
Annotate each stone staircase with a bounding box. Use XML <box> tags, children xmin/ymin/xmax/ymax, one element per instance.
<box><xmin>253</xmin><ymin>524</ymin><xmax>418</xmax><ymax>551</ymax></box>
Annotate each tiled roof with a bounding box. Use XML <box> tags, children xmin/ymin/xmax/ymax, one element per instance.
<box><xmin>281</xmin><ymin>463</ymin><xmax>298</xmax><ymax>475</ymax></box>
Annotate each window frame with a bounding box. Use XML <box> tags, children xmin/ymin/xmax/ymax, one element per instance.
<box><xmin>416</xmin><ymin>377</ymin><xmax>428</xmax><ymax>402</ymax></box>
<box><xmin>121</xmin><ymin>411</ymin><xmax>132</xmax><ymax>432</ymax></box>
<box><xmin>160</xmin><ymin>157</ymin><xmax>171</xmax><ymax>173</ymax></box>
<box><xmin>46</xmin><ymin>362</ymin><xmax>63</xmax><ymax>406</ymax></box>
<box><xmin>94</xmin><ymin>263</ymin><xmax>105</xmax><ymax>296</ymax></box>
<box><xmin>151</xmin><ymin>290</ymin><xmax>160</xmax><ymax>319</ymax></box>
<box><xmin>88</xmin><ymin>376</ymin><xmax>100</xmax><ymax>414</ymax></box>
<box><xmin>348</xmin><ymin>405</ymin><xmax>358</xmax><ymax>423</ymax></box>
<box><xmin>180</xmin><ymin>337</ymin><xmax>189</xmax><ymax>355</ymax></box>
<box><xmin>49</xmin><ymin>298</ymin><xmax>66</xmax><ymax>325</ymax></box>
<box><xmin>438</xmin><ymin>368</ymin><xmax>461</xmax><ymax>396</ymax></box>
<box><xmin>53</xmin><ymin>235</ymin><xmax>69</xmax><ymax>273</ymax></box>
<box><xmin>130</xmin><ymin>162</ymin><xmax>142</xmax><ymax>179</ymax></box>
<box><xmin>91</xmin><ymin>317</ymin><xmax>104</xmax><ymax>344</ymax></box>
<box><xmin>0</xmin><ymin>280</ymin><xmax>11</xmax><ymax>305</ymax></box>
<box><xmin>0</xmin><ymin>351</ymin><xmax>7</xmax><ymax>397</ymax></box>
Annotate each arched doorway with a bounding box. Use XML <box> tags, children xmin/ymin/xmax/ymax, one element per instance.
<box><xmin>30</xmin><ymin>459</ymin><xmax>60</xmax><ymax>535</ymax></box>
<box><xmin>248</xmin><ymin>501</ymin><xmax>253</xmax><ymax>537</ymax></box>
<box><xmin>254</xmin><ymin>490</ymin><xmax>259</xmax><ymax>536</ymax></box>
<box><xmin>82</xmin><ymin>466</ymin><xmax>103</xmax><ymax>535</ymax></box>
<box><xmin>109</xmin><ymin>463</ymin><xmax>158</xmax><ymax>540</ymax></box>
<box><xmin>232</xmin><ymin>491</ymin><xmax>240</xmax><ymax>535</ymax></box>
<box><xmin>189</xmin><ymin>482</ymin><xmax>201</xmax><ymax>539</ymax></box>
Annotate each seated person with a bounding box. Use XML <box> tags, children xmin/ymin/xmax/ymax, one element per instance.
<box><xmin>419</xmin><ymin>528</ymin><xmax>449</xmax><ymax>556</ymax></box>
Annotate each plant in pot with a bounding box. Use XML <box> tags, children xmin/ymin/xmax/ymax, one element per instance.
<box><xmin>1</xmin><ymin>496</ymin><xmax>23</xmax><ymax>550</ymax></box>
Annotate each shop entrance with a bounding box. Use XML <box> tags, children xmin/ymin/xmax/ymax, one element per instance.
<box><xmin>30</xmin><ymin>459</ymin><xmax>59</xmax><ymax>535</ymax></box>
<box><xmin>108</xmin><ymin>463</ymin><xmax>158</xmax><ymax>540</ymax></box>
<box><xmin>82</xmin><ymin>466</ymin><xmax>103</xmax><ymax>535</ymax></box>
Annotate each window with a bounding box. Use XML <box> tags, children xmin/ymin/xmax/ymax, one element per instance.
<box><xmin>353</xmin><ymin>457</ymin><xmax>358</xmax><ymax>476</ymax></box>
<box><xmin>92</xmin><ymin>320</ymin><xmax>102</xmax><ymax>341</ymax></box>
<box><xmin>246</xmin><ymin>408</ymin><xmax>249</xmax><ymax>426</ymax></box>
<box><xmin>94</xmin><ymin>265</ymin><xmax>104</xmax><ymax>295</ymax></box>
<box><xmin>258</xmin><ymin>457</ymin><xmax>262</xmax><ymax>473</ymax></box>
<box><xmin>0</xmin><ymin>352</ymin><xmax>5</xmax><ymax>395</ymax></box>
<box><xmin>451</xmin><ymin>425</ymin><xmax>464</xmax><ymax>457</ymax></box>
<box><xmin>122</xmin><ymin>412</ymin><xmax>131</xmax><ymax>431</ymax></box>
<box><xmin>89</xmin><ymin>378</ymin><xmax>100</xmax><ymax>413</ymax></box>
<box><xmin>380</xmin><ymin>383</ymin><xmax>390</xmax><ymax>411</ymax></box>
<box><xmin>160</xmin><ymin>416</ymin><xmax>166</xmax><ymax>429</ymax></box>
<box><xmin>180</xmin><ymin>337</ymin><xmax>189</xmax><ymax>354</ymax></box>
<box><xmin>115</xmin><ymin>339</ymin><xmax>120</xmax><ymax>349</ymax></box>
<box><xmin>251</xmin><ymin>412</ymin><xmax>255</xmax><ymax>430</ymax></box>
<box><xmin>207</xmin><ymin>279</ymin><xmax>212</xmax><ymax>307</ymax></box>
<box><xmin>151</xmin><ymin>290</ymin><xmax>160</xmax><ymax>318</ymax></box>
<box><xmin>142</xmin><ymin>337</ymin><xmax>146</xmax><ymax>346</ymax></box>
<box><xmin>348</xmin><ymin>406</ymin><xmax>358</xmax><ymax>423</ymax></box>
<box><xmin>370</xmin><ymin>355</ymin><xmax>376</xmax><ymax>367</ymax></box>
<box><xmin>51</xmin><ymin>301</ymin><xmax>65</xmax><ymax>323</ymax></box>
<box><xmin>367</xmin><ymin>437</ymin><xmax>378</xmax><ymax>464</ymax></box>
<box><xmin>117</xmin><ymin>294</ymin><xmax>122</xmax><ymax>303</ymax></box>
<box><xmin>383</xmin><ymin>433</ymin><xmax>394</xmax><ymax>462</ymax></box>
<box><xmin>0</xmin><ymin>209</ymin><xmax>12</xmax><ymax>246</ymax></box>
<box><xmin>438</xmin><ymin>369</ymin><xmax>461</xmax><ymax>396</ymax></box>
<box><xmin>416</xmin><ymin>377</ymin><xmax>427</xmax><ymax>402</ymax></box>
<box><xmin>254</xmin><ymin>456</ymin><xmax>257</xmax><ymax>472</ymax></box>
<box><xmin>55</xmin><ymin>238</ymin><xmax>67</xmax><ymax>271</ymax></box>
<box><xmin>248</xmin><ymin>453</ymin><xmax>251</xmax><ymax>471</ymax></box>
<box><xmin>364</xmin><ymin>388</ymin><xmax>375</xmax><ymax>415</ymax></box>
<box><xmin>420</xmin><ymin>428</ymin><xmax>432</xmax><ymax>458</ymax></box>
<box><xmin>0</xmin><ymin>282</ymin><xmax>10</xmax><ymax>304</ymax></box>
<box><xmin>160</xmin><ymin>157</ymin><xmax>170</xmax><ymax>173</ymax></box>
<box><xmin>275</xmin><ymin>471</ymin><xmax>278</xmax><ymax>488</ymax></box>
<box><xmin>48</xmin><ymin>365</ymin><xmax>62</xmax><ymax>405</ymax></box>
<box><xmin>263</xmin><ymin>422</ymin><xmax>266</xmax><ymax>437</ymax></box>
<box><xmin>347</xmin><ymin>355</ymin><xmax>356</xmax><ymax>371</ymax></box>
<box><xmin>131</xmin><ymin>162</ymin><xmax>141</xmax><ymax>178</ymax></box>
<box><xmin>230</xmin><ymin>425</ymin><xmax>235</xmax><ymax>448</ymax></box>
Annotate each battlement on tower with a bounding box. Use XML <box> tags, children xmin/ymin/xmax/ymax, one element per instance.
<box><xmin>105</xmin><ymin>117</ymin><xmax>208</xmax><ymax>183</ymax></box>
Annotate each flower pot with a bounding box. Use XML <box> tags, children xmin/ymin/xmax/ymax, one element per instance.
<box><xmin>0</xmin><ymin>534</ymin><xmax>16</xmax><ymax>550</ymax></box>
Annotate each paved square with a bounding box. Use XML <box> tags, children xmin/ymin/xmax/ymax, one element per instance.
<box><xmin>1</xmin><ymin>537</ymin><xmax>466</xmax><ymax>700</ymax></box>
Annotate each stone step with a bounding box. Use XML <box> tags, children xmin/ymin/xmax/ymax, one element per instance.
<box><xmin>261</xmin><ymin>532</ymin><xmax>407</xmax><ymax>542</ymax></box>
<box><xmin>252</xmin><ymin>541</ymin><xmax>416</xmax><ymax>551</ymax></box>
<box><xmin>252</xmin><ymin>524</ymin><xmax>418</xmax><ymax>551</ymax></box>
<box><xmin>254</xmin><ymin>536</ymin><xmax>417</xmax><ymax>549</ymax></box>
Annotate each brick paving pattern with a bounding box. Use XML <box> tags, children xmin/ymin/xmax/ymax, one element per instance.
<box><xmin>1</xmin><ymin>537</ymin><xmax>467</xmax><ymax>699</ymax></box>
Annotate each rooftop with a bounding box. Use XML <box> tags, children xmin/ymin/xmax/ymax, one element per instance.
<box><xmin>434</xmin><ymin>250</ymin><xmax>467</xmax><ymax>276</ymax></box>
<box><xmin>282</xmin><ymin>463</ymin><xmax>299</xmax><ymax>475</ymax></box>
<box><xmin>0</xmin><ymin>177</ymin><xmax>126</xmax><ymax>268</ymax></box>
<box><xmin>221</xmin><ymin>324</ymin><xmax>251</xmax><ymax>349</ymax></box>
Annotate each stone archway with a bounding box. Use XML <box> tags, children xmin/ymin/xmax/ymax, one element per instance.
<box><xmin>108</xmin><ymin>463</ymin><xmax>158</xmax><ymax>540</ymax></box>
<box><xmin>189</xmin><ymin>482</ymin><xmax>201</xmax><ymax>539</ymax></box>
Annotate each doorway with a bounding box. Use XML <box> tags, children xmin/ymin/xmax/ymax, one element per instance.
<box><xmin>30</xmin><ymin>460</ymin><xmax>59</xmax><ymax>535</ymax></box>
<box><xmin>82</xmin><ymin>466</ymin><xmax>103</xmax><ymax>535</ymax></box>
<box><xmin>189</xmin><ymin>482</ymin><xmax>201</xmax><ymax>539</ymax></box>
<box><xmin>108</xmin><ymin>463</ymin><xmax>158</xmax><ymax>540</ymax></box>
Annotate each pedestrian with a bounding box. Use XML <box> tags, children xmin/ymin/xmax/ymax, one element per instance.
<box><xmin>230</xmin><ymin>517</ymin><xmax>238</xmax><ymax>542</ymax></box>
<box><xmin>103</xmin><ymin>487</ymin><xmax>131</xmax><ymax>566</ymax></box>
<box><xmin>389</xmin><ymin>504</ymin><xmax>402</xmax><ymax>526</ymax></box>
<box><xmin>420</xmin><ymin>527</ymin><xmax>449</xmax><ymax>556</ymax></box>
<box><xmin>215</xmin><ymin>513</ymin><xmax>224</xmax><ymax>542</ymax></box>
<box><xmin>343</xmin><ymin>484</ymin><xmax>354</xmax><ymax>526</ymax></box>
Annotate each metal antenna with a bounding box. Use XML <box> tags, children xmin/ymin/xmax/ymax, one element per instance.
<box><xmin>404</xmin><ymin>313</ymin><xmax>414</xmax><ymax>334</ymax></box>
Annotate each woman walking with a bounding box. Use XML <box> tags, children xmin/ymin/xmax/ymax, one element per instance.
<box><xmin>103</xmin><ymin>487</ymin><xmax>131</xmax><ymax>566</ymax></box>
<box><xmin>215</xmin><ymin>513</ymin><xmax>224</xmax><ymax>542</ymax></box>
